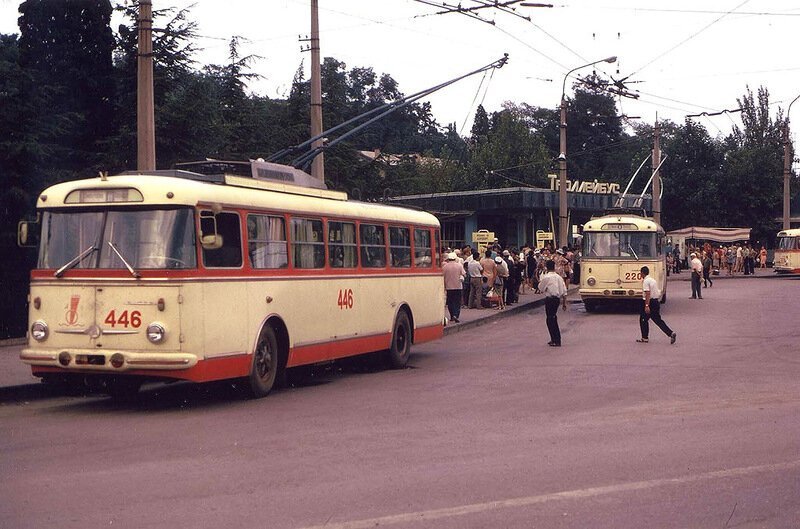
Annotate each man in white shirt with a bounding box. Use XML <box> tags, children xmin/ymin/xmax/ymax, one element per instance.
<box><xmin>638</xmin><ymin>265</ymin><xmax>676</xmax><ymax>344</ymax></box>
<box><xmin>689</xmin><ymin>252</ymin><xmax>703</xmax><ymax>299</ymax></box>
<box><xmin>538</xmin><ymin>260</ymin><xmax>568</xmax><ymax>346</ymax></box>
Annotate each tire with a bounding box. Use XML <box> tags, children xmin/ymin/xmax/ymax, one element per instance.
<box><xmin>386</xmin><ymin>311</ymin><xmax>412</xmax><ymax>368</ymax></box>
<box><xmin>584</xmin><ymin>299</ymin><xmax>597</xmax><ymax>313</ymax></box>
<box><xmin>106</xmin><ymin>377</ymin><xmax>142</xmax><ymax>402</ymax></box>
<box><xmin>247</xmin><ymin>325</ymin><xmax>280</xmax><ymax>398</ymax></box>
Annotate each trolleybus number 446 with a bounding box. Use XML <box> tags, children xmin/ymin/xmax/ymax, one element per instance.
<box><xmin>104</xmin><ymin>310</ymin><xmax>142</xmax><ymax>328</ymax></box>
<box><xmin>337</xmin><ymin>289</ymin><xmax>354</xmax><ymax>310</ymax></box>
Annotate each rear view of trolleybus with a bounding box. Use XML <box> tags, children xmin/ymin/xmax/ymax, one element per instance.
<box><xmin>774</xmin><ymin>228</ymin><xmax>800</xmax><ymax>274</ymax></box>
<box><xmin>18</xmin><ymin>166</ymin><xmax>444</xmax><ymax>399</ymax></box>
<box><xmin>579</xmin><ymin>214</ymin><xmax>667</xmax><ymax>312</ymax></box>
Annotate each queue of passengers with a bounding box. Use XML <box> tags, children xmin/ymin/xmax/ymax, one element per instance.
<box><xmin>441</xmin><ymin>239</ymin><xmax>580</xmax><ymax>323</ymax></box>
<box><xmin>670</xmin><ymin>242</ymin><xmax>767</xmax><ymax>277</ymax></box>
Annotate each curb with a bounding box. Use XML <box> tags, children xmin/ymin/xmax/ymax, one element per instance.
<box><xmin>0</xmin><ymin>337</ymin><xmax>26</xmax><ymax>348</ymax></box>
<box><xmin>443</xmin><ymin>286</ymin><xmax>579</xmax><ymax>337</ymax></box>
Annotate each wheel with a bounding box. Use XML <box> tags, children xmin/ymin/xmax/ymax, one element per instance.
<box><xmin>247</xmin><ymin>325</ymin><xmax>280</xmax><ymax>398</ymax></box>
<box><xmin>386</xmin><ymin>311</ymin><xmax>411</xmax><ymax>368</ymax></box>
<box><xmin>106</xmin><ymin>377</ymin><xmax>142</xmax><ymax>401</ymax></box>
<box><xmin>584</xmin><ymin>299</ymin><xmax>597</xmax><ymax>313</ymax></box>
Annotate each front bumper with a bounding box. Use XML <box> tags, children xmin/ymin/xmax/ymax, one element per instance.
<box><xmin>20</xmin><ymin>347</ymin><xmax>199</xmax><ymax>372</ymax></box>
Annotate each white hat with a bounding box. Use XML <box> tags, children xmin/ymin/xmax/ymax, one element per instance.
<box><xmin>690</xmin><ymin>252</ymin><xmax>697</xmax><ymax>257</ymax></box>
<box><xmin>494</xmin><ymin>256</ymin><xmax>503</xmax><ymax>263</ymax></box>
<box><xmin>447</xmin><ymin>252</ymin><xmax>457</xmax><ymax>260</ymax></box>
<box><xmin>502</xmin><ymin>250</ymin><xmax>510</xmax><ymax>256</ymax></box>
<box><xmin>556</xmin><ymin>248</ymin><xmax>565</xmax><ymax>255</ymax></box>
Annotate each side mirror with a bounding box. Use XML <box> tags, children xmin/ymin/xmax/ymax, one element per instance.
<box><xmin>18</xmin><ymin>216</ymin><xmax>41</xmax><ymax>248</ymax></box>
<box><xmin>199</xmin><ymin>209</ymin><xmax>223</xmax><ymax>250</ymax></box>
<box><xmin>200</xmin><ymin>233</ymin><xmax>223</xmax><ymax>250</ymax></box>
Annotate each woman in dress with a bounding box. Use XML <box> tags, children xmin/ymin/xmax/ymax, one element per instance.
<box><xmin>759</xmin><ymin>246</ymin><xmax>767</xmax><ymax>268</ymax></box>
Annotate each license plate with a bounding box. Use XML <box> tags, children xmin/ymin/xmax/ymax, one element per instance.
<box><xmin>611</xmin><ymin>290</ymin><xmax>625</xmax><ymax>295</ymax></box>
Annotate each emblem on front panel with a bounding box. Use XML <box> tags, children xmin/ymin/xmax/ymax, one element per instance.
<box><xmin>65</xmin><ymin>295</ymin><xmax>80</xmax><ymax>326</ymax></box>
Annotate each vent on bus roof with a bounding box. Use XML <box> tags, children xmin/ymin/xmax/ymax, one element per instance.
<box><xmin>174</xmin><ymin>159</ymin><xmax>327</xmax><ymax>190</ymax></box>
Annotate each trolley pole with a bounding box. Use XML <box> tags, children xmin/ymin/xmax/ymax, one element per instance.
<box><xmin>310</xmin><ymin>0</ymin><xmax>325</xmax><ymax>183</ymax></box>
<box><xmin>137</xmin><ymin>0</ymin><xmax>156</xmax><ymax>171</ymax></box>
<box><xmin>652</xmin><ymin>118</ymin><xmax>661</xmax><ymax>225</ymax></box>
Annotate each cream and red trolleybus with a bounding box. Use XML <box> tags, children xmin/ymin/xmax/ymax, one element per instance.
<box><xmin>774</xmin><ymin>228</ymin><xmax>800</xmax><ymax>274</ymax></box>
<box><xmin>19</xmin><ymin>161</ymin><xmax>444</xmax><ymax>398</ymax></box>
<box><xmin>579</xmin><ymin>213</ymin><xmax>667</xmax><ymax>312</ymax></box>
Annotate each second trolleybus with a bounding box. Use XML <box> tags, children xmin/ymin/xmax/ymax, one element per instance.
<box><xmin>774</xmin><ymin>228</ymin><xmax>800</xmax><ymax>274</ymax></box>
<box><xmin>579</xmin><ymin>213</ymin><xmax>667</xmax><ymax>312</ymax></box>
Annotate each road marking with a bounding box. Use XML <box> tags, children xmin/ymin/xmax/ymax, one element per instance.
<box><xmin>298</xmin><ymin>459</ymin><xmax>800</xmax><ymax>529</ymax></box>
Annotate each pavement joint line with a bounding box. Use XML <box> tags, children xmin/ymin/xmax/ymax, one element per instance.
<box><xmin>296</xmin><ymin>459</ymin><xmax>800</xmax><ymax>529</ymax></box>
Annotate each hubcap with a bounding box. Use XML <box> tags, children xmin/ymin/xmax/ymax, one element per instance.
<box><xmin>256</xmin><ymin>341</ymin><xmax>273</xmax><ymax>379</ymax></box>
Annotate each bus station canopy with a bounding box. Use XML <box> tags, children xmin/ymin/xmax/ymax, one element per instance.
<box><xmin>667</xmin><ymin>226</ymin><xmax>751</xmax><ymax>243</ymax></box>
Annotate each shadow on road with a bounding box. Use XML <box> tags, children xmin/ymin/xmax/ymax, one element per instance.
<box><xmin>0</xmin><ymin>351</ymin><xmax>414</xmax><ymax>412</ymax></box>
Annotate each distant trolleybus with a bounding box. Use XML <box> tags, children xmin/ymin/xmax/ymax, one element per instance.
<box><xmin>18</xmin><ymin>166</ymin><xmax>444</xmax><ymax>398</ymax></box>
<box><xmin>579</xmin><ymin>213</ymin><xmax>667</xmax><ymax>312</ymax></box>
<box><xmin>774</xmin><ymin>228</ymin><xmax>800</xmax><ymax>274</ymax></box>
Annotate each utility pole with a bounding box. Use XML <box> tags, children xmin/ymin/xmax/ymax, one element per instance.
<box><xmin>137</xmin><ymin>0</ymin><xmax>156</xmax><ymax>171</ymax></box>
<box><xmin>652</xmin><ymin>118</ymin><xmax>661</xmax><ymax>225</ymax></box>
<box><xmin>783</xmin><ymin>94</ymin><xmax>800</xmax><ymax>229</ymax></box>
<box><xmin>309</xmin><ymin>0</ymin><xmax>324</xmax><ymax>183</ymax></box>
<box><xmin>558</xmin><ymin>97</ymin><xmax>567</xmax><ymax>248</ymax></box>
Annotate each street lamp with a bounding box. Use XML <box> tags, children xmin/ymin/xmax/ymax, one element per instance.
<box><xmin>558</xmin><ymin>56</ymin><xmax>617</xmax><ymax>248</ymax></box>
<box><xmin>783</xmin><ymin>93</ymin><xmax>800</xmax><ymax>230</ymax></box>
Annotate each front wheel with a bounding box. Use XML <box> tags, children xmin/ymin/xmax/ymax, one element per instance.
<box><xmin>386</xmin><ymin>312</ymin><xmax>411</xmax><ymax>368</ymax></box>
<box><xmin>583</xmin><ymin>299</ymin><xmax>597</xmax><ymax>313</ymax></box>
<box><xmin>246</xmin><ymin>325</ymin><xmax>280</xmax><ymax>398</ymax></box>
<box><xmin>106</xmin><ymin>377</ymin><xmax>142</xmax><ymax>402</ymax></box>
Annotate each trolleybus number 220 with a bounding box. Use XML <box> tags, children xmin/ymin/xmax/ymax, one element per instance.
<box><xmin>623</xmin><ymin>271</ymin><xmax>643</xmax><ymax>281</ymax></box>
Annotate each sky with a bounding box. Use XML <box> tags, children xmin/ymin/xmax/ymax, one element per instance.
<box><xmin>1</xmin><ymin>0</ymin><xmax>799</xmax><ymax>157</ymax></box>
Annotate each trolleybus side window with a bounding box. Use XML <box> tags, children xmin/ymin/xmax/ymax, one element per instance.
<box><xmin>360</xmin><ymin>223</ymin><xmax>387</xmax><ymax>268</ymax></box>
<box><xmin>328</xmin><ymin>221</ymin><xmax>357</xmax><ymax>268</ymax></box>
<box><xmin>201</xmin><ymin>211</ymin><xmax>243</xmax><ymax>268</ymax></box>
<box><xmin>291</xmin><ymin>218</ymin><xmax>325</xmax><ymax>269</ymax></box>
<box><xmin>414</xmin><ymin>228</ymin><xmax>432</xmax><ymax>268</ymax></box>
<box><xmin>247</xmin><ymin>214</ymin><xmax>288</xmax><ymax>269</ymax></box>
<box><xmin>389</xmin><ymin>226</ymin><xmax>412</xmax><ymax>268</ymax></box>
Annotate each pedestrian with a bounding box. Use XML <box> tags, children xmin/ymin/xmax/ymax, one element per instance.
<box><xmin>538</xmin><ymin>259</ymin><xmax>567</xmax><ymax>347</ymax></box>
<box><xmin>637</xmin><ymin>265</ymin><xmax>677</xmax><ymax>344</ymax></box>
<box><xmin>494</xmin><ymin>256</ymin><xmax>507</xmax><ymax>310</ymax></box>
<box><xmin>467</xmin><ymin>255</ymin><xmax>484</xmax><ymax>309</ymax></box>
<box><xmin>760</xmin><ymin>246</ymin><xmax>767</xmax><ymax>268</ymax></box>
<box><xmin>689</xmin><ymin>252</ymin><xmax>703</xmax><ymax>299</ymax></box>
<box><xmin>702</xmin><ymin>251</ymin><xmax>713</xmax><ymax>288</ymax></box>
<box><xmin>443</xmin><ymin>252</ymin><xmax>465</xmax><ymax>323</ymax></box>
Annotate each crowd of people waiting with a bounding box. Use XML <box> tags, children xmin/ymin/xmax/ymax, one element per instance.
<box><xmin>668</xmin><ymin>242</ymin><xmax>768</xmax><ymax>279</ymax></box>
<box><xmin>441</xmin><ymin>239</ymin><xmax>580</xmax><ymax>323</ymax></box>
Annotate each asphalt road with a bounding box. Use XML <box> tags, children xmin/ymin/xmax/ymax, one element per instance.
<box><xmin>1</xmin><ymin>275</ymin><xmax>799</xmax><ymax>529</ymax></box>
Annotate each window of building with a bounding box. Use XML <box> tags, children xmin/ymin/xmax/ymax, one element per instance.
<box><xmin>247</xmin><ymin>214</ymin><xmax>288</xmax><ymax>269</ymax></box>
<box><xmin>291</xmin><ymin>218</ymin><xmax>325</xmax><ymax>269</ymax></box>
<box><xmin>328</xmin><ymin>221</ymin><xmax>357</xmax><ymax>268</ymax></box>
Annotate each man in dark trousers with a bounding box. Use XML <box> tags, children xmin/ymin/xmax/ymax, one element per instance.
<box><xmin>637</xmin><ymin>265</ymin><xmax>677</xmax><ymax>344</ymax></box>
<box><xmin>538</xmin><ymin>259</ymin><xmax>567</xmax><ymax>347</ymax></box>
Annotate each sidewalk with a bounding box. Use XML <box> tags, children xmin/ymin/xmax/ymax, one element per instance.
<box><xmin>443</xmin><ymin>284</ymin><xmax>579</xmax><ymax>336</ymax></box>
<box><xmin>667</xmin><ymin>267</ymin><xmax>778</xmax><ymax>281</ymax></box>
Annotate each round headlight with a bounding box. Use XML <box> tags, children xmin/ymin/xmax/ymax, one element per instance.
<box><xmin>146</xmin><ymin>323</ymin><xmax>166</xmax><ymax>344</ymax></box>
<box><xmin>587</xmin><ymin>277</ymin><xmax>597</xmax><ymax>286</ymax></box>
<box><xmin>31</xmin><ymin>320</ymin><xmax>48</xmax><ymax>342</ymax></box>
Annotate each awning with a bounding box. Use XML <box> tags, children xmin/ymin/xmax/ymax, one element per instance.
<box><xmin>667</xmin><ymin>226</ymin><xmax>751</xmax><ymax>242</ymax></box>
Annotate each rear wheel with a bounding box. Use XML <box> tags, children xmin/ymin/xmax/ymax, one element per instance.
<box><xmin>247</xmin><ymin>325</ymin><xmax>280</xmax><ymax>398</ymax></box>
<box><xmin>386</xmin><ymin>311</ymin><xmax>411</xmax><ymax>368</ymax></box>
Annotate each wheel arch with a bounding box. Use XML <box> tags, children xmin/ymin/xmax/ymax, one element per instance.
<box><xmin>254</xmin><ymin>314</ymin><xmax>290</xmax><ymax>372</ymax></box>
<box><xmin>395</xmin><ymin>303</ymin><xmax>415</xmax><ymax>343</ymax></box>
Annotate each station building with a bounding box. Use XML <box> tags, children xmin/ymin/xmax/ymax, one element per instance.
<box><xmin>389</xmin><ymin>175</ymin><xmax>652</xmax><ymax>251</ymax></box>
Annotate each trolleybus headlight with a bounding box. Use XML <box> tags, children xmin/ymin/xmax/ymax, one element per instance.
<box><xmin>146</xmin><ymin>323</ymin><xmax>166</xmax><ymax>344</ymax></box>
<box><xmin>587</xmin><ymin>277</ymin><xmax>596</xmax><ymax>286</ymax></box>
<box><xmin>31</xmin><ymin>320</ymin><xmax>49</xmax><ymax>342</ymax></box>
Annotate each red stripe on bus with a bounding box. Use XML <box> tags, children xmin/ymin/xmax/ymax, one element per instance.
<box><xmin>288</xmin><ymin>333</ymin><xmax>392</xmax><ymax>367</ymax></box>
<box><xmin>414</xmin><ymin>323</ymin><xmax>444</xmax><ymax>343</ymax></box>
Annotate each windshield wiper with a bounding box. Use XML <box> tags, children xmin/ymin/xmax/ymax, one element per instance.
<box><xmin>54</xmin><ymin>245</ymin><xmax>97</xmax><ymax>278</ymax></box>
<box><xmin>627</xmin><ymin>244</ymin><xmax>639</xmax><ymax>260</ymax></box>
<box><xmin>107</xmin><ymin>241</ymin><xmax>140</xmax><ymax>278</ymax></box>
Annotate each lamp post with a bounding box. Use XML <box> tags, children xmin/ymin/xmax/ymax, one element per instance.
<box><xmin>558</xmin><ymin>56</ymin><xmax>617</xmax><ymax>248</ymax></box>
<box><xmin>783</xmin><ymin>93</ymin><xmax>800</xmax><ymax>230</ymax></box>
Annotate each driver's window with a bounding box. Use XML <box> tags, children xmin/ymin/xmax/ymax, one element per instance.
<box><xmin>202</xmin><ymin>211</ymin><xmax>242</xmax><ymax>268</ymax></box>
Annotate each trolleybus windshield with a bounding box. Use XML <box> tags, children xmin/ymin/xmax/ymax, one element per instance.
<box><xmin>777</xmin><ymin>236</ymin><xmax>799</xmax><ymax>250</ymax></box>
<box><xmin>584</xmin><ymin>231</ymin><xmax>657</xmax><ymax>259</ymax></box>
<box><xmin>39</xmin><ymin>207</ymin><xmax>197</xmax><ymax>270</ymax></box>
